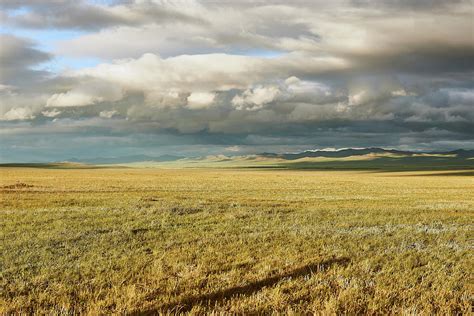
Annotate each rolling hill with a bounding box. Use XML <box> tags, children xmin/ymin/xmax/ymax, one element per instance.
<box><xmin>2</xmin><ymin>148</ymin><xmax>474</xmax><ymax>171</ymax></box>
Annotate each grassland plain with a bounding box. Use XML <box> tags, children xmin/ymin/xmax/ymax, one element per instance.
<box><xmin>0</xmin><ymin>167</ymin><xmax>473</xmax><ymax>314</ymax></box>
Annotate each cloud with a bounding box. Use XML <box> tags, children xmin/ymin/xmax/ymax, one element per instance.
<box><xmin>46</xmin><ymin>80</ymin><xmax>123</xmax><ymax>107</ymax></box>
<box><xmin>187</xmin><ymin>92</ymin><xmax>216</xmax><ymax>109</ymax></box>
<box><xmin>41</xmin><ymin>109</ymin><xmax>61</xmax><ymax>118</ymax></box>
<box><xmin>225</xmin><ymin>145</ymin><xmax>241</xmax><ymax>152</ymax></box>
<box><xmin>232</xmin><ymin>86</ymin><xmax>281</xmax><ymax>111</ymax></box>
<box><xmin>46</xmin><ymin>52</ymin><xmax>347</xmax><ymax>115</ymax></box>
<box><xmin>47</xmin><ymin>1</ymin><xmax>474</xmax><ymax>77</ymax></box>
<box><xmin>5</xmin><ymin>49</ymin><xmax>472</xmax><ymax>138</ymax></box>
<box><xmin>1</xmin><ymin>1</ymin><xmax>473</xmax><ymax>161</ymax></box>
<box><xmin>74</xmin><ymin>53</ymin><xmax>267</xmax><ymax>91</ymax></box>
<box><xmin>0</xmin><ymin>107</ymin><xmax>35</xmax><ymax>121</ymax></box>
<box><xmin>351</xmin><ymin>0</ymin><xmax>469</xmax><ymax>11</ymax></box>
<box><xmin>99</xmin><ymin>110</ymin><xmax>118</xmax><ymax>119</ymax></box>
<box><xmin>0</xmin><ymin>34</ymin><xmax>51</xmax><ymax>87</ymax></box>
<box><xmin>1</xmin><ymin>1</ymin><xmax>207</xmax><ymax>31</ymax></box>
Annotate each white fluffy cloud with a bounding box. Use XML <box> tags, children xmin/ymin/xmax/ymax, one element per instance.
<box><xmin>232</xmin><ymin>86</ymin><xmax>281</xmax><ymax>111</ymax></box>
<box><xmin>0</xmin><ymin>107</ymin><xmax>35</xmax><ymax>121</ymax></box>
<box><xmin>187</xmin><ymin>92</ymin><xmax>216</xmax><ymax>109</ymax></box>
<box><xmin>41</xmin><ymin>109</ymin><xmax>61</xmax><ymax>118</ymax></box>
<box><xmin>49</xmin><ymin>52</ymin><xmax>346</xmax><ymax>111</ymax></box>
<box><xmin>46</xmin><ymin>80</ymin><xmax>123</xmax><ymax>107</ymax></box>
<box><xmin>99</xmin><ymin>110</ymin><xmax>118</xmax><ymax>119</ymax></box>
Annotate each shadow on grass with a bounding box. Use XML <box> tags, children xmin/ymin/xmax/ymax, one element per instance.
<box><xmin>282</xmin><ymin>157</ymin><xmax>474</xmax><ymax>172</ymax></box>
<box><xmin>3</xmin><ymin>157</ymin><xmax>473</xmax><ymax>173</ymax></box>
<box><xmin>395</xmin><ymin>170</ymin><xmax>474</xmax><ymax>177</ymax></box>
<box><xmin>134</xmin><ymin>257</ymin><xmax>350</xmax><ymax>314</ymax></box>
<box><xmin>253</xmin><ymin>156</ymin><xmax>474</xmax><ymax>172</ymax></box>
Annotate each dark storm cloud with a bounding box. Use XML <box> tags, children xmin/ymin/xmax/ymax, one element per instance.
<box><xmin>0</xmin><ymin>34</ymin><xmax>51</xmax><ymax>86</ymax></box>
<box><xmin>345</xmin><ymin>40</ymin><xmax>474</xmax><ymax>76</ymax></box>
<box><xmin>0</xmin><ymin>34</ymin><xmax>80</xmax><ymax>121</ymax></box>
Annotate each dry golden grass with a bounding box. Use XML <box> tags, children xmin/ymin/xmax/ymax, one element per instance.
<box><xmin>0</xmin><ymin>168</ymin><xmax>473</xmax><ymax>314</ymax></box>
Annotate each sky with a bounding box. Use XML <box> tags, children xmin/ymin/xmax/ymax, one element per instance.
<box><xmin>0</xmin><ymin>0</ymin><xmax>473</xmax><ymax>162</ymax></box>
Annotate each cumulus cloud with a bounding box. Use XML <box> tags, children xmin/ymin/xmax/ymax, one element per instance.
<box><xmin>187</xmin><ymin>92</ymin><xmax>216</xmax><ymax>109</ymax></box>
<box><xmin>48</xmin><ymin>52</ymin><xmax>346</xmax><ymax>112</ymax></box>
<box><xmin>41</xmin><ymin>109</ymin><xmax>61</xmax><ymax>118</ymax></box>
<box><xmin>46</xmin><ymin>80</ymin><xmax>123</xmax><ymax>107</ymax></box>
<box><xmin>232</xmin><ymin>86</ymin><xmax>281</xmax><ymax>111</ymax></box>
<box><xmin>99</xmin><ymin>110</ymin><xmax>118</xmax><ymax>119</ymax></box>
<box><xmin>0</xmin><ymin>107</ymin><xmax>35</xmax><ymax>121</ymax></box>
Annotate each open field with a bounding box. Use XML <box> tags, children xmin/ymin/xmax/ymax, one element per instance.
<box><xmin>1</xmin><ymin>167</ymin><xmax>473</xmax><ymax>314</ymax></box>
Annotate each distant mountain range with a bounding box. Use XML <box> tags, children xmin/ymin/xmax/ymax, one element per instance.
<box><xmin>63</xmin><ymin>148</ymin><xmax>474</xmax><ymax>164</ymax></box>
<box><xmin>260</xmin><ymin>148</ymin><xmax>474</xmax><ymax>160</ymax></box>
<box><xmin>65</xmin><ymin>154</ymin><xmax>185</xmax><ymax>164</ymax></box>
